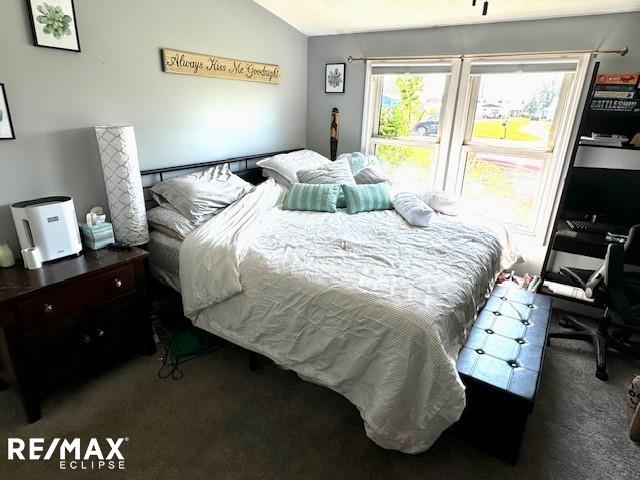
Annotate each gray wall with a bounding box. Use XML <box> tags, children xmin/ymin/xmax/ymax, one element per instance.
<box><xmin>307</xmin><ymin>12</ymin><xmax>640</xmax><ymax>158</ymax></box>
<box><xmin>0</xmin><ymin>0</ymin><xmax>307</xmax><ymax>253</ymax></box>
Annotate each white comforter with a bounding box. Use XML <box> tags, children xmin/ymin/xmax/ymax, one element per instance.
<box><xmin>180</xmin><ymin>179</ymin><xmax>518</xmax><ymax>453</ymax></box>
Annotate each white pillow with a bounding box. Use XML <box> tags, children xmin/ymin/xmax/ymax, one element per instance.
<box><xmin>417</xmin><ymin>191</ymin><xmax>459</xmax><ymax>216</ymax></box>
<box><xmin>393</xmin><ymin>193</ymin><xmax>434</xmax><ymax>227</ymax></box>
<box><xmin>262</xmin><ymin>168</ymin><xmax>293</xmax><ymax>188</ymax></box>
<box><xmin>150</xmin><ymin>163</ymin><xmax>253</xmax><ymax>225</ymax></box>
<box><xmin>257</xmin><ymin>150</ymin><xmax>330</xmax><ymax>184</ymax></box>
<box><xmin>146</xmin><ymin>206</ymin><xmax>195</xmax><ymax>239</ymax></box>
<box><xmin>296</xmin><ymin>157</ymin><xmax>355</xmax><ymax>185</ymax></box>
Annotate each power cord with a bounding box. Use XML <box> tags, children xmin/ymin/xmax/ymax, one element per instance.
<box><xmin>157</xmin><ymin>341</ymin><xmax>224</xmax><ymax>380</ymax></box>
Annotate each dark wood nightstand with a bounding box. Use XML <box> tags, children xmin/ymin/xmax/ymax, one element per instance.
<box><xmin>0</xmin><ymin>247</ymin><xmax>156</xmax><ymax>422</ymax></box>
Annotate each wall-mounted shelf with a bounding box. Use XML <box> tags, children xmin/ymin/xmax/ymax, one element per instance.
<box><xmin>577</xmin><ymin>143</ymin><xmax>639</xmax><ymax>150</ymax></box>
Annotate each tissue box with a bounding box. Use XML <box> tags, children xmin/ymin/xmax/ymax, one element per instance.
<box><xmin>80</xmin><ymin>222</ymin><xmax>115</xmax><ymax>250</ymax></box>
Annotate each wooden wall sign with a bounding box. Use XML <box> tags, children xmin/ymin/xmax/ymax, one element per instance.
<box><xmin>161</xmin><ymin>48</ymin><xmax>280</xmax><ymax>84</ymax></box>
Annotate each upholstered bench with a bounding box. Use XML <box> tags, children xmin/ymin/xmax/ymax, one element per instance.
<box><xmin>450</xmin><ymin>284</ymin><xmax>552</xmax><ymax>464</ymax></box>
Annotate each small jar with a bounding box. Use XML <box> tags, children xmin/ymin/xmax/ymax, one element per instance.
<box><xmin>0</xmin><ymin>242</ymin><xmax>16</xmax><ymax>268</ymax></box>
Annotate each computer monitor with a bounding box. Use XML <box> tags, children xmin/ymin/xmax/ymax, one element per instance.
<box><xmin>562</xmin><ymin>167</ymin><xmax>640</xmax><ymax>227</ymax></box>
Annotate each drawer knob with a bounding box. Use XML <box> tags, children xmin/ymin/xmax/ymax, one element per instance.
<box><xmin>114</xmin><ymin>278</ymin><xmax>123</xmax><ymax>288</ymax></box>
<box><xmin>96</xmin><ymin>329</ymin><xmax>105</xmax><ymax>338</ymax></box>
<box><xmin>43</xmin><ymin>304</ymin><xmax>54</xmax><ymax>314</ymax></box>
<box><xmin>82</xmin><ymin>334</ymin><xmax>92</xmax><ymax>344</ymax></box>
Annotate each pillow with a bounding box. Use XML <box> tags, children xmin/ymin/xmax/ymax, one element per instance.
<box><xmin>297</xmin><ymin>157</ymin><xmax>355</xmax><ymax>208</ymax></box>
<box><xmin>282</xmin><ymin>183</ymin><xmax>341</xmax><ymax>213</ymax></box>
<box><xmin>342</xmin><ymin>183</ymin><xmax>393</xmax><ymax>214</ymax></box>
<box><xmin>150</xmin><ymin>164</ymin><xmax>253</xmax><ymax>224</ymax></box>
<box><xmin>392</xmin><ymin>193</ymin><xmax>434</xmax><ymax>227</ymax></box>
<box><xmin>146</xmin><ymin>206</ymin><xmax>196</xmax><ymax>239</ymax></box>
<box><xmin>354</xmin><ymin>167</ymin><xmax>388</xmax><ymax>184</ymax></box>
<box><xmin>148</xmin><ymin>222</ymin><xmax>183</xmax><ymax>241</ymax></box>
<box><xmin>257</xmin><ymin>150</ymin><xmax>330</xmax><ymax>185</ymax></box>
<box><xmin>262</xmin><ymin>168</ymin><xmax>293</xmax><ymax>188</ymax></box>
<box><xmin>337</xmin><ymin>152</ymin><xmax>380</xmax><ymax>175</ymax></box>
<box><xmin>417</xmin><ymin>191</ymin><xmax>459</xmax><ymax>216</ymax></box>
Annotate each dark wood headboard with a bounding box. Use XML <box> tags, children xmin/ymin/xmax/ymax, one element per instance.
<box><xmin>140</xmin><ymin>148</ymin><xmax>302</xmax><ymax>186</ymax></box>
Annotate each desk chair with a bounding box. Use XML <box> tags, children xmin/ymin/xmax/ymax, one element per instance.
<box><xmin>548</xmin><ymin>225</ymin><xmax>640</xmax><ymax>381</ymax></box>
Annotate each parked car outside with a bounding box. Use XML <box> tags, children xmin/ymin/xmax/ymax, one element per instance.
<box><xmin>412</xmin><ymin>115</ymin><xmax>439</xmax><ymax>136</ymax></box>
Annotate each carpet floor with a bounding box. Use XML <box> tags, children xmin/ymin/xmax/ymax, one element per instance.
<box><xmin>1</xmin><ymin>311</ymin><xmax>639</xmax><ymax>480</ymax></box>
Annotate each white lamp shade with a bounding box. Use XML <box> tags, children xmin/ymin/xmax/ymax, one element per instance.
<box><xmin>94</xmin><ymin>125</ymin><xmax>149</xmax><ymax>246</ymax></box>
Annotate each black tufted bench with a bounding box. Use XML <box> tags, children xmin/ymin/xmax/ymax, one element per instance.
<box><xmin>450</xmin><ymin>283</ymin><xmax>552</xmax><ymax>464</ymax></box>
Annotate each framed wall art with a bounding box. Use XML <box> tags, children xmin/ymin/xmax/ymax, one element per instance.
<box><xmin>325</xmin><ymin>63</ymin><xmax>346</xmax><ymax>93</ymax></box>
<box><xmin>27</xmin><ymin>0</ymin><xmax>81</xmax><ymax>52</ymax></box>
<box><xmin>0</xmin><ymin>84</ymin><xmax>16</xmax><ymax>140</ymax></box>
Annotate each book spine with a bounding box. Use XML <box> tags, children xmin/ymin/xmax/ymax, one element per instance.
<box><xmin>595</xmin><ymin>72</ymin><xmax>639</xmax><ymax>86</ymax></box>
<box><xmin>590</xmin><ymin>99</ymin><xmax>640</xmax><ymax>112</ymax></box>
<box><xmin>593</xmin><ymin>91</ymin><xmax>635</xmax><ymax>99</ymax></box>
<box><xmin>593</xmin><ymin>84</ymin><xmax>636</xmax><ymax>92</ymax></box>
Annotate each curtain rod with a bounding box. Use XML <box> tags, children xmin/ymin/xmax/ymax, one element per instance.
<box><xmin>346</xmin><ymin>46</ymin><xmax>628</xmax><ymax>63</ymax></box>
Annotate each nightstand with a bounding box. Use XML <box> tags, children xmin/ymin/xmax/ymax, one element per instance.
<box><xmin>0</xmin><ymin>247</ymin><xmax>156</xmax><ymax>422</ymax></box>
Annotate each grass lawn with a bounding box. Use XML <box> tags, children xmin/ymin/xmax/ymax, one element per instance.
<box><xmin>472</xmin><ymin>117</ymin><xmax>551</xmax><ymax>142</ymax></box>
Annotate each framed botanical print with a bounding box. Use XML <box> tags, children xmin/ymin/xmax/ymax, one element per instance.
<box><xmin>0</xmin><ymin>84</ymin><xmax>16</xmax><ymax>140</ymax></box>
<box><xmin>325</xmin><ymin>63</ymin><xmax>346</xmax><ymax>93</ymax></box>
<box><xmin>27</xmin><ymin>0</ymin><xmax>81</xmax><ymax>52</ymax></box>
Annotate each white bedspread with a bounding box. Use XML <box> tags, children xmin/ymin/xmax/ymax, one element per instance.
<box><xmin>180</xmin><ymin>179</ymin><xmax>519</xmax><ymax>453</ymax></box>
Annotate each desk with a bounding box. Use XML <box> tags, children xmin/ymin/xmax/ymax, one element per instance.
<box><xmin>541</xmin><ymin>220</ymin><xmax>627</xmax><ymax>307</ymax></box>
<box><xmin>549</xmin><ymin>220</ymin><xmax>621</xmax><ymax>259</ymax></box>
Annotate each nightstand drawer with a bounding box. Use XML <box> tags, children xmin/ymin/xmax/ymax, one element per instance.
<box><xmin>86</xmin><ymin>264</ymin><xmax>135</xmax><ymax>304</ymax></box>
<box><xmin>19</xmin><ymin>288</ymin><xmax>83</xmax><ymax>333</ymax></box>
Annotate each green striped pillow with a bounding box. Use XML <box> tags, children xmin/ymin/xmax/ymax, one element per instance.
<box><xmin>342</xmin><ymin>183</ymin><xmax>393</xmax><ymax>214</ymax></box>
<box><xmin>282</xmin><ymin>183</ymin><xmax>341</xmax><ymax>213</ymax></box>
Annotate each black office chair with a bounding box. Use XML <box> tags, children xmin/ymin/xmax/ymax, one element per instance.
<box><xmin>548</xmin><ymin>225</ymin><xmax>640</xmax><ymax>381</ymax></box>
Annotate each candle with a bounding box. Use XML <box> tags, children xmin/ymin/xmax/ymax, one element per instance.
<box><xmin>0</xmin><ymin>242</ymin><xmax>16</xmax><ymax>268</ymax></box>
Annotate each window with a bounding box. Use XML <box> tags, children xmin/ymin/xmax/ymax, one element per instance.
<box><xmin>362</xmin><ymin>55</ymin><xmax>590</xmax><ymax>240</ymax></box>
<box><xmin>453</xmin><ymin>64</ymin><xmax>575</xmax><ymax>231</ymax></box>
<box><xmin>361</xmin><ymin>62</ymin><xmax>459</xmax><ymax>190</ymax></box>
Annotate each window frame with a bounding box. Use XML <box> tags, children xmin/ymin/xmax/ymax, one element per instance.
<box><xmin>361</xmin><ymin>53</ymin><xmax>592</xmax><ymax>244</ymax></box>
<box><xmin>447</xmin><ymin>54</ymin><xmax>591</xmax><ymax>240</ymax></box>
<box><xmin>361</xmin><ymin>59</ymin><xmax>462</xmax><ymax>191</ymax></box>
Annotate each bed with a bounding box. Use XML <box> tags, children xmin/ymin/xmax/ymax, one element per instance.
<box><xmin>147</xmin><ymin>230</ymin><xmax>182</xmax><ymax>292</ymax></box>
<box><xmin>143</xmin><ymin>151</ymin><xmax>519</xmax><ymax>454</ymax></box>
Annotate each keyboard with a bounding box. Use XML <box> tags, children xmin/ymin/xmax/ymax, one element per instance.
<box><xmin>566</xmin><ymin>220</ymin><xmax>624</xmax><ymax>234</ymax></box>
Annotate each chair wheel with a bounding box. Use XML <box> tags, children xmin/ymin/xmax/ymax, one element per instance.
<box><xmin>596</xmin><ymin>369</ymin><xmax>609</xmax><ymax>381</ymax></box>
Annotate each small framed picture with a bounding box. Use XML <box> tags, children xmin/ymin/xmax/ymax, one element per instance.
<box><xmin>0</xmin><ymin>84</ymin><xmax>16</xmax><ymax>140</ymax></box>
<box><xmin>27</xmin><ymin>0</ymin><xmax>81</xmax><ymax>52</ymax></box>
<box><xmin>325</xmin><ymin>63</ymin><xmax>346</xmax><ymax>93</ymax></box>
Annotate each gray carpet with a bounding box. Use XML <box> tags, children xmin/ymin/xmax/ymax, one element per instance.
<box><xmin>1</xmin><ymin>312</ymin><xmax>639</xmax><ymax>480</ymax></box>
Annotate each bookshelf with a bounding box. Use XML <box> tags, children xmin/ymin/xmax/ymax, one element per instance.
<box><xmin>540</xmin><ymin>62</ymin><xmax>640</xmax><ymax>301</ymax></box>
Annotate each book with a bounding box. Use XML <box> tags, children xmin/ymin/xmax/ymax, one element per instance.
<box><xmin>590</xmin><ymin>99</ymin><xmax>640</xmax><ymax>112</ymax></box>
<box><xmin>593</xmin><ymin>90</ymin><xmax>635</xmax><ymax>100</ymax></box>
<box><xmin>595</xmin><ymin>72</ymin><xmax>639</xmax><ymax>86</ymax></box>
<box><xmin>594</xmin><ymin>84</ymin><xmax>637</xmax><ymax>92</ymax></box>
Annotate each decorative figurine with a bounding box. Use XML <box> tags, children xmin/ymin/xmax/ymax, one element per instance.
<box><xmin>330</xmin><ymin>107</ymin><xmax>339</xmax><ymax>161</ymax></box>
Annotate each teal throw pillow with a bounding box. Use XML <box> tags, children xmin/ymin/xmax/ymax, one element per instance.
<box><xmin>342</xmin><ymin>183</ymin><xmax>393</xmax><ymax>214</ymax></box>
<box><xmin>282</xmin><ymin>183</ymin><xmax>341</xmax><ymax>213</ymax></box>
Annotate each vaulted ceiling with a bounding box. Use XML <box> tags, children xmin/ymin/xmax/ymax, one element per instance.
<box><xmin>253</xmin><ymin>0</ymin><xmax>640</xmax><ymax>36</ymax></box>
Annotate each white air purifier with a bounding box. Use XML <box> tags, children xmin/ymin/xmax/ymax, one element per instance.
<box><xmin>11</xmin><ymin>196</ymin><xmax>83</xmax><ymax>262</ymax></box>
